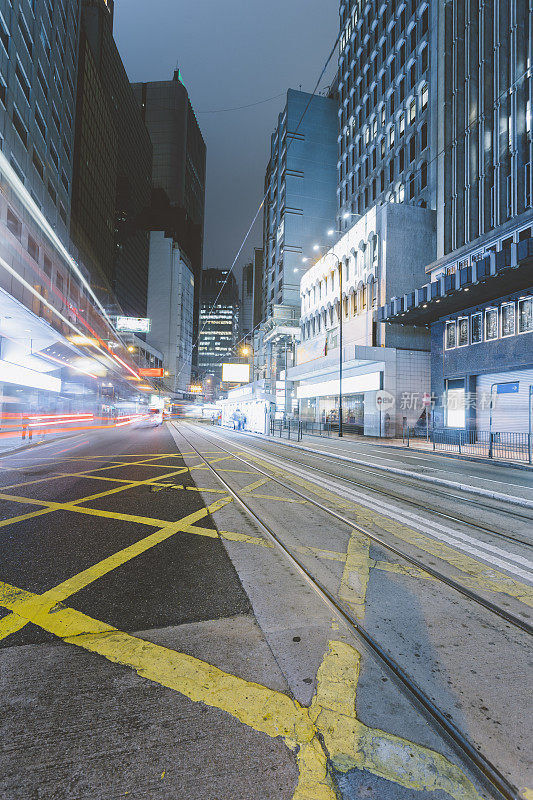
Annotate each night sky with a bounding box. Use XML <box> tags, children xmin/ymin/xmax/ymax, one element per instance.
<box><xmin>114</xmin><ymin>0</ymin><xmax>338</xmax><ymax>285</ymax></box>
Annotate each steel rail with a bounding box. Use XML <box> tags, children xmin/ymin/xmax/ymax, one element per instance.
<box><xmin>211</xmin><ymin>429</ymin><xmax>533</xmax><ymax>547</ymax></box>
<box><xmin>176</xmin><ymin>423</ymin><xmax>521</xmax><ymax>800</ymax></box>
<box><xmin>182</xmin><ymin>423</ymin><xmax>533</xmax><ymax>636</ymax></box>
<box><xmin>223</xmin><ymin>426</ymin><xmax>533</xmax><ymax>522</ymax></box>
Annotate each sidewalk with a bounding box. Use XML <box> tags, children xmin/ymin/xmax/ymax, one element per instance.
<box><xmin>273</xmin><ymin>427</ymin><xmax>532</xmax><ymax>470</ymax></box>
<box><xmin>222</xmin><ymin>425</ymin><xmax>533</xmax><ymax>507</ymax></box>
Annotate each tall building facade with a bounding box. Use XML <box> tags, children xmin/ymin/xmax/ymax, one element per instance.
<box><xmin>146</xmin><ymin>231</ymin><xmax>194</xmax><ymax>397</ymax></box>
<box><xmin>198</xmin><ymin>269</ymin><xmax>239</xmax><ymax>385</ymax></box>
<box><xmin>381</xmin><ymin>0</ymin><xmax>533</xmax><ymax>436</ymax></box>
<box><xmin>263</xmin><ymin>89</ymin><xmax>338</xmax><ymax>319</ymax></box>
<box><xmin>132</xmin><ymin>71</ymin><xmax>207</xmax><ymax>364</ymax></box>
<box><xmin>337</xmin><ymin>0</ymin><xmax>437</xmax><ymax>231</ymax></box>
<box><xmin>0</xmin><ymin>0</ymin><xmax>80</xmax><ymax>243</ymax></box>
<box><xmin>70</xmin><ymin>0</ymin><xmax>152</xmax><ymax>318</ymax></box>
<box><xmin>240</xmin><ymin>248</ymin><xmax>263</xmax><ymax>340</ymax></box>
<box><xmin>0</xmin><ymin>0</ymin><xmax>149</xmax><ymax>428</ymax></box>
<box><xmin>438</xmin><ymin>0</ymin><xmax>532</xmax><ymax>258</ymax></box>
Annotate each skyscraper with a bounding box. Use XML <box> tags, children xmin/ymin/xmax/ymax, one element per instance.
<box><xmin>337</xmin><ymin>1</ymin><xmax>436</xmax><ymax>231</ymax></box>
<box><xmin>132</xmin><ymin>71</ymin><xmax>207</xmax><ymax>364</ymax></box>
<box><xmin>70</xmin><ymin>0</ymin><xmax>152</xmax><ymax>318</ymax></box>
<box><xmin>263</xmin><ymin>89</ymin><xmax>338</xmax><ymax>320</ymax></box>
<box><xmin>0</xmin><ymin>0</ymin><xmax>80</xmax><ymax>243</ymax></box>
<box><xmin>381</xmin><ymin>0</ymin><xmax>533</xmax><ymax>436</ymax></box>
<box><xmin>240</xmin><ymin>248</ymin><xmax>263</xmax><ymax>340</ymax></box>
<box><xmin>198</xmin><ymin>269</ymin><xmax>239</xmax><ymax>385</ymax></box>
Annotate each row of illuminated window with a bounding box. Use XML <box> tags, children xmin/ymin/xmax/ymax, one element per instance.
<box><xmin>340</xmin><ymin>161</ymin><xmax>428</xmax><ymax>210</ymax></box>
<box><xmin>444</xmin><ymin>298</ymin><xmax>533</xmax><ymax>349</ymax></box>
<box><xmin>340</xmin><ymin>92</ymin><xmax>427</xmax><ymax>183</ymax></box>
<box><xmin>340</xmin><ymin>42</ymin><xmax>429</xmax><ymax>133</ymax></box>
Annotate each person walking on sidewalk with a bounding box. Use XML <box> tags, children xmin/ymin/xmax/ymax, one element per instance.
<box><xmin>21</xmin><ymin>413</ymin><xmax>32</xmax><ymax>441</ymax></box>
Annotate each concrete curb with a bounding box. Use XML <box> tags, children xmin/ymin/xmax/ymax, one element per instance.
<box><xmin>213</xmin><ymin>426</ymin><xmax>533</xmax><ymax>511</ymax></box>
<box><xmin>0</xmin><ymin>430</ymin><xmax>82</xmax><ymax>458</ymax></box>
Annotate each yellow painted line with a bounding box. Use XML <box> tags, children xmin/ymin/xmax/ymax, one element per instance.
<box><xmin>338</xmin><ymin>530</ymin><xmax>371</xmax><ymax>621</ymax></box>
<box><xmin>0</xmin><ymin>579</ymin><xmax>480</xmax><ymax>800</ymax></box>
<box><xmin>249</xmin><ymin>493</ymin><xmax>308</xmax><ymax>504</ymax></box>
<box><xmin>0</xmin><ymin>507</ymin><xmax>54</xmax><ymax>527</ymax></box>
<box><xmin>243</xmin><ymin>452</ymin><xmax>533</xmax><ymax>609</ymax></box>
<box><xmin>0</xmin><ymin>498</ymin><xmax>234</xmax><ymax>645</ymax></box>
<box><xmin>0</xmin><ymin>473</ymin><xmax>267</xmax><ymax>644</ymax></box>
<box><xmin>149</xmin><ymin>482</ymin><xmax>228</xmax><ymax>495</ymax></box>
<box><xmin>218</xmin><ymin>529</ymin><xmax>274</xmax><ymax>548</ymax></box>
<box><xmin>0</xmin><ymin>579</ymin><xmax>315</xmax><ymax>746</ymax></box>
<box><xmin>309</xmin><ymin>641</ymin><xmax>479</xmax><ymax>800</ymax></box>
<box><xmin>217</xmin><ymin>468</ymin><xmax>259</xmax><ymax>475</ymax></box>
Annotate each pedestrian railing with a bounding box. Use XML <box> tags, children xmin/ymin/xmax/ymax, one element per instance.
<box><xmin>269</xmin><ymin>419</ymin><xmax>331</xmax><ymax>441</ymax></box>
<box><xmin>403</xmin><ymin>425</ymin><xmax>532</xmax><ymax>463</ymax></box>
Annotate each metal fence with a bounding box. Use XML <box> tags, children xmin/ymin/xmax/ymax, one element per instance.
<box><xmin>403</xmin><ymin>425</ymin><xmax>532</xmax><ymax>463</ymax></box>
<box><xmin>269</xmin><ymin>419</ymin><xmax>331</xmax><ymax>441</ymax></box>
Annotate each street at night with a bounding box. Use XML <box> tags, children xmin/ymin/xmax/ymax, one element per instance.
<box><xmin>0</xmin><ymin>0</ymin><xmax>532</xmax><ymax>797</ymax></box>
<box><xmin>0</xmin><ymin>420</ymin><xmax>531</xmax><ymax>798</ymax></box>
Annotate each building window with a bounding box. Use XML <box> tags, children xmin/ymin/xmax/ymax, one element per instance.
<box><xmin>457</xmin><ymin>317</ymin><xmax>469</xmax><ymax>346</ymax></box>
<box><xmin>35</xmin><ymin>104</ymin><xmax>46</xmax><ymax>140</ymax></box>
<box><xmin>471</xmin><ymin>312</ymin><xmax>482</xmax><ymax>343</ymax></box>
<box><xmin>15</xmin><ymin>59</ymin><xmax>31</xmax><ymax>103</ymax></box>
<box><xmin>408</xmin><ymin>173</ymin><xmax>415</xmax><ymax>198</ymax></box>
<box><xmin>399</xmin><ymin>78</ymin><xmax>405</xmax><ymax>102</ymax></box>
<box><xmin>389</xmin><ymin>126</ymin><xmax>395</xmax><ymax>148</ymax></box>
<box><xmin>421</xmin><ymin>85</ymin><xmax>428</xmax><ymax>111</ymax></box>
<box><xmin>27</xmin><ymin>234</ymin><xmax>39</xmax><ymax>261</ymax></box>
<box><xmin>7</xmin><ymin>207</ymin><xmax>22</xmax><ymax>240</ymax></box>
<box><xmin>420</xmin><ymin>161</ymin><xmax>427</xmax><ymax>188</ymax></box>
<box><xmin>12</xmin><ymin>106</ymin><xmax>28</xmax><ymax>147</ymax></box>
<box><xmin>399</xmin><ymin>114</ymin><xmax>405</xmax><ymax>137</ymax></box>
<box><xmin>409</xmin><ymin>136</ymin><xmax>416</xmax><ymax>162</ymax></box>
<box><xmin>0</xmin><ymin>74</ymin><xmax>6</xmax><ymax>107</ymax></box>
<box><xmin>37</xmin><ymin>61</ymin><xmax>48</xmax><ymax>97</ymax></box>
<box><xmin>421</xmin><ymin>7</ymin><xmax>428</xmax><ymax>34</ymax></box>
<box><xmin>421</xmin><ymin>45</ymin><xmax>428</xmax><ymax>73</ymax></box>
<box><xmin>500</xmin><ymin>302</ymin><xmax>515</xmax><ymax>337</ymax></box>
<box><xmin>44</xmin><ymin>253</ymin><xmax>52</xmax><ymax>278</ymax></box>
<box><xmin>397</xmin><ymin>183</ymin><xmax>405</xmax><ymax>202</ymax></box>
<box><xmin>518</xmin><ymin>297</ymin><xmax>533</xmax><ymax>333</ymax></box>
<box><xmin>420</xmin><ymin>121</ymin><xmax>428</xmax><ymax>150</ymax></box>
<box><xmin>408</xmin><ymin>99</ymin><xmax>416</xmax><ymax>124</ymax></box>
<box><xmin>50</xmin><ymin>141</ymin><xmax>59</xmax><ymax>170</ymax></box>
<box><xmin>18</xmin><ymin>13</ymin><xmax>33</xmax><ymax>56</ymax></box>
<box><xmin>485</xmin><ymin>308</ymin><xmax>498</xmax><ymax>341</ymax></box>
<box><xmin>0</xmin><ymin>11</ymin><xmax>9</xmax><ymax>53</ymax></box>
<box><xmin>32</xmin><ymin>148</ymin><xmax>44</xmax><ymax>180</ymax></box>
<box><xmin>47</xmin><ymin>180</ymin><xmax>57</xmax><ymax>204</ymax></box>
<box><xmin>445</xmin><ymin>320</ymin><xmax>456</xmax><ymax>349</ymax></box>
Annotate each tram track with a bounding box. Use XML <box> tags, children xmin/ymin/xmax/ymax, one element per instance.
<box><xmin>220</xmin><ymin>428</ymin><xmax>533</xmax><ymax>544</ymax></box>
<box><xmin>182</xmin><ymin>422</ymin><xmax>533</xmax><ymax>635</ymax></box>
<box><xmin>174</xmin><ymin>422</ymin><xmax>523</xmax><ymax>800</ymax></box>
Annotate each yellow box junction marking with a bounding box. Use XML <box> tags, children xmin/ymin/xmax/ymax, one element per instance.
<box><xmin>240</xmin><ymin>452</ymin><xmax>533</xmax><ymax>609</ymax></box>
<box><xmin>0</xmin><ymin>579</ymin><xmax>480</xmax><ymax>800</ymax></box>
<box><xmin>0</xmin><ymin>443</ymin><xmax>482</xmax><ymax>799</ymax></box>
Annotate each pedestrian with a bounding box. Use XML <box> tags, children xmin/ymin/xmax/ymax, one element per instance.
<box><xmin>22</xmin><ymin>413</ymin><xmax>32</xmax><ymax>441</ymax></box>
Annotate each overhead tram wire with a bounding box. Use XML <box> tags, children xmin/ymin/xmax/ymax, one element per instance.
<box><xmin>181</xmin><ymin>38</ymin><xmax>532</xmax><ymax>389</ymax></box>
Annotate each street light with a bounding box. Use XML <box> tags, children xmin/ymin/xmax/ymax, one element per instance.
<box><xmin>304</xmin><ymin>245</ymin><xmax>344</xmax><ymax>438</ymax></box>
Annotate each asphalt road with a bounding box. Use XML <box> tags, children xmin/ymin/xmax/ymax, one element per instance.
<box><xmin>0</xmin><ymin>421</ymin><xmax>530</xmax><ymax>800</ymax></box>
